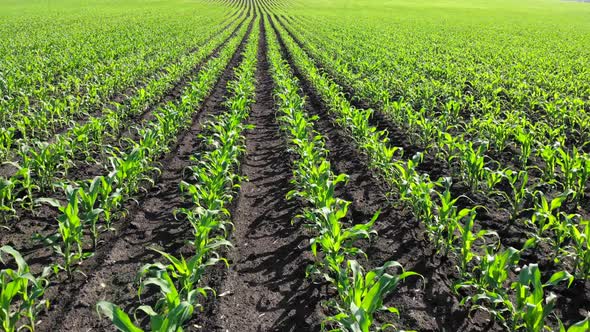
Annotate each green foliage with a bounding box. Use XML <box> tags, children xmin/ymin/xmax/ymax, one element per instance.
<box><xmin>0</xmin><ymin>246</ymin><xmax>50</xmax><ymax>332</ymax></box>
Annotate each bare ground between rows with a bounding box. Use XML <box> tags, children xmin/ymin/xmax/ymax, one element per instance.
<box><xmin>196</xmin><ymin>19</ymin><xmax>324</xmax><ymax>332</ymax></box>
<box><xmin>0</xmin><ymin>15</ymin><xmax>250</xmax><ymax>251</ymax></box>
<box><xmin>273</xmin><ymin>15</ymin><xmax>589</xmax><ymax>328</ymax></box>
<box><xmin>267</xmin><ymin>16</ymin><xmax>507</xmax><ymax>332</ymax></box>
<box><xmin>0</xmin><ymin>19</ymin><xmax>255</xmax><ymax>332</ymax></box>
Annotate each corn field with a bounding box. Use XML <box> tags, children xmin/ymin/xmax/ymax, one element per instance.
<box><xmin>0</xmin><ymin>0</ymin><xmax>589</xmax><ymax>331</ymax></box>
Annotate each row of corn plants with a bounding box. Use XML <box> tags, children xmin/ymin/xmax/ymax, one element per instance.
<box><xmin>0</xmin><ymin>246</ymin><xmax>50</xmax><ymax>332</ymax></box>
<box><xmin>276</xmin><ymin>15</ymin><xmax>590</xmax><ymax>281</ymax></box>
<box><xmin>278</xmin><ymin>14</ymin><xmax>590</xmax><ymax>154</ymax></box>
<box><xmin>0</xmin><ymin>6</ymin><xmax>240</xmax><ymax>151</ymax></box>
<box><xmin>278</xmin><ymin>15</ymin><xmax>590</xmax><ymax>198</ymax></box>
<box><xmin>33</xmin><ymin>15</ymin><xmax>251</xmax><ymax>278</ymax></box>
<box><xmin>265</xmin><ymin>15</ymin><xmax>419</xmax><ymax>332</ymax></box>
<box><xmin>0</xmin><ymin>15</ymin><xmax>250</xmax><ymax>223</ymax></box>
<box><xmin>96</xmin><ymin>18</ymin><xmax>260</xmax><ymax>331</ymax></box>
<box><xmin>270</xmin><ymin>14</ymin><xmax>589</xmax><ymax>331</ymax></box>
<box><xmin>0</xmin><ymin>13</ymin><xmax>253</xmax><ymax>332</ymax></box>
<box><xmin>279</xmin><ymin>15</ymin><xmax>590</xmax><ymax>210</ymax></box>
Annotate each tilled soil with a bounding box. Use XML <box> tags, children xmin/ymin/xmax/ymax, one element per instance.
<box><xmin>208</xmin><ymin>19</ymin><xmax>323</xmax><ymax>332</ymax></box>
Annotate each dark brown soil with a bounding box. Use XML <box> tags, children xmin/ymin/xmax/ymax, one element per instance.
<box><xmin>202</xmin><ymin>18</ymin><xmax>324</xmax><ymax>332</ymax></box>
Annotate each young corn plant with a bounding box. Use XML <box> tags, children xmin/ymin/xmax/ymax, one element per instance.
<box><xmin>484</xmin><ymin>168</ymin><xmax>504</xmax><ymax>191</ymax></box>
<box><xmin>451</xmin><ymin>142</ymin><xmax>488</xmax><ymax>193</ymax></box>
<box><xmin>496</xmin><ymin>169</ymin><xmax>532</xmax><ymax>221</ymax></box>
<box><xmin>545</xmin><ymin>212</ymin><xmax>579</xmax><ymax>263</ymax></box>
<box><xmin>391</xmin><ymin>152</ymin><xmax>422</xmax><ymax>203</ymax></box>
<box><xmin>305</xmin><ymin>198</ymin><xmax>379</xmax><ymax>275</ymax></box>
<box><xmin>566</xmin><ymin>220</ymin><xmax>590</xmax><ymax>279</ymax></box>
<box><xmin>555</xmin><ymin>147</ymin><xmax>590</xmax><ymax>201</ymax></box>
<box><xmin>97</xmin><ymin>268</ymin><xmax>194</xmax><ymax>332</ymax></box>
<box><xmin>19</xmin><ymin>141</ymin><xmax>71</xmax><ymax>192</ymax></box>
<box><xmin>109</xmin><ymin>147</ymin><xmax>158</xmax><ymax>198</ymax></box>
<box><xmin>0</xmin><ymin>177</ymin><xmax>15</xmax><ymax>224</ymax></box>
<box><xmin>144</xmin><ymin>249</ymin><xmax>221</xmax><ymax>301</ymax></box>
<box><xmin>510</xmin><ymin>264</ymin><xmax>573</xmax><ymax>332</ymax></box>
<box><xmin>405</xmin><ymin>173</ymin><xmax>437</xmax><ymax>229</ymax></box>
<box><xmin>456</xmin><ymin>210</ymin><xmax>499</xmax><ymax>276</ymax></box>
<box><xmin>79</xmin><ymin>176</ymin><xmax>104</xmax><ymax>249</ymax></box>
<box><xmin>456</xmin><ymin>247</ymin><xmax>520</xmax><ymax>324</ymax></box>
<box><xmin>98</xmin><ymin>173</ymin><xmax>123</xmax><ymax>229</ymax></box>
<box><xmin>0</xmin><ymin>246</ymin><xmax>50</xmax><ymax>332</ymax></box>
<box><xmin>38</xmin><ymin>187</ymin><xmax>91</xmax><ymax>277</ymax></box>
<box><xmin>433</xmin><ymin>179</ymin><xmax>473</xmax><ymax>254</ymax></box>
<box><xmin>436</xmin><ymin>131</ymin><xmax>462</xmax><ymax>165</ymax></box>
<box><xmin>4</xmin><ymin>162</ymin><xmax>37</xmax><ymax>211</ymax></box>
<box><xmin>324</xmin><ymin>260</ymin><xmax>420</xmax><ymax>332</ymax></box>
<box><xmin>537</xmin><ymin>143</ymin><xmax>559</xmax><ymax>184</ymax></box>
<box><xmin>526</xmin><ymin>191</ymin><xmax>572</xmax><ymax>245</ymax></box>
<box><xmin>0</xmin><ymin>127</ymin><xmax>14</xmax><ymax>161</ymax></box>
<box><xmin>515</xmin><ymin>127</ymin><xmax>534</xmax><ymax>168</ymax></box>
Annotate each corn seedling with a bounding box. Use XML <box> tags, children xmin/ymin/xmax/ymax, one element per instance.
<box><xmin>456</xmin><ymin>209</ymin><xmax>499</xmax><ymax>276</ymax></box>
<box><xmin>456</xmin><ymin>247</ymin><xmax>520</xmax><ymax>324</ymax></box>
<box><xmin>0</xmin><ymin>246</ymin><xmax>50</xmax><ymax>332</ymax></box>
<box><xmin>510</xmin><ymin>264</ymin><xmax>573</xmax><ymax>332</ymax></box>
<box><xmin>496</xmin><ymin>169</ymin><xmax>532</xmax><ymax>221</ymax></box>
<box><xmin>324</xmin><ymin>260</ymin><xmax>420</xmax><ymax>332</ymax></box>
<box><xmin>38</xmin><ymin>187</ymin><xmax>91</xmax><ymax>277</ymax></box>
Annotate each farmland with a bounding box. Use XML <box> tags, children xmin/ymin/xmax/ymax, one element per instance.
<box><xmin>1</xmin><ymin>0</ymin><xmax>589</xmax><ymax>331</ymax></box>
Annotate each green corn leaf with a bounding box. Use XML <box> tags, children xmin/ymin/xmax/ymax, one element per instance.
<box><xmin>96</xmin><ymin>301</ymin><xmax>143</xmax><ymax>332</ymax></box>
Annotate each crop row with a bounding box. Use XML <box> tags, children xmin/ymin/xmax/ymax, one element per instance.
<box><xmin>268</xmin><ymin>12</ymin><xmax>589</xmax><ymax>331</ymax></box>
<box><xmin>272</xmin><ymin>14</ymin><xmax>590</xmax><ymax>280</ymax></box>
<box><xmin>0</xmin><ymin>13</ymin><xmax>253</xmax><ymax>331</ymax></box>
<box><xmin>0</xmin><ymin>14</ymin><xmax>250</xmax><ymax>224</ymax></box>
<box><xmin>277</xmin><ymin>15</ymin><xmax>590</xmax><ymax>219</ymax></box>
<box><xmin>277</xmin><ymin>14</ymin><xmax>590</xmax><ymax>152</ymax></box>
<box><xmin>265</xmin><ymin>13</ymin><xmax>419</xmax><ymax>332</ymax></box>
<box><xmin>97</xmin><ymin>16</ymin><xmax>260</xmax><ymax>331</ymax></box>
<box><xmin>0</xmin><ymin>8</ymin><xmax>240</xmax><ymax>150</ymax></box>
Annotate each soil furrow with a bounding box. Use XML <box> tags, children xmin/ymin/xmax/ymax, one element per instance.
<box><xmin>32</xmin><ymin>17</ymin><xmax>255</xmax><ymax>332</ymax></box>
<box><xmin>210</xmin><ymin>18</ymin><xmax>322</xmax><ymax>332</ymax></box>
